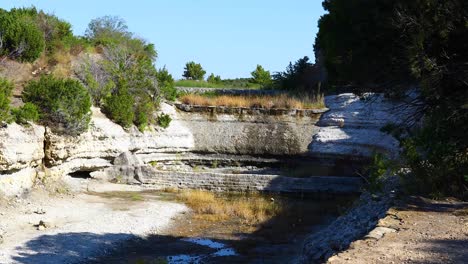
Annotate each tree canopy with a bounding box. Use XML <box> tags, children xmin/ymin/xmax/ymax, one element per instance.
<box><xmin>317</xmin><ymin>0</ymin><xmax>468</xmax><ymax>198</ymax></box>
<box><xmin>183</xmin><ymin>61</ymin><xmax>206</xmax><ymax>80</ymax></box>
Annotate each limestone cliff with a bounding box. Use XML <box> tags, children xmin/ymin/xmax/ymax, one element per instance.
<box><xmin>0</xmin><ymin>124</ymin><xmax>45</xmax><ymax>196</ymax></box>
<box><xmin>309</xmin><ymin>93</ymin><xmax>408</xmax><ymax>160</ymax></box>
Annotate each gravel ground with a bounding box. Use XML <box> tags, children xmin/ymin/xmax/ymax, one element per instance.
<box><xmin>0</xmin><ymin>183</ymin><xmax>187</xmax><ymax>264</ymax></box>
<box><xmin>327</xmin><ymin>197</ymin><xmax>468</xmax><ymax>264</ymax></box>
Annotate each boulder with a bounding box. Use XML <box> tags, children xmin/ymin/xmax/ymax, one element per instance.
<box><xmin>113</xmin><ymin>152</ymin><xmax>143</xmax><ymax>166</ymax></box>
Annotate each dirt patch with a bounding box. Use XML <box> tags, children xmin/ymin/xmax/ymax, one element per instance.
<box><xmin>327</xmin><ymin>197</ymin><xmax>468</xmax><ymax>264</ymax></box>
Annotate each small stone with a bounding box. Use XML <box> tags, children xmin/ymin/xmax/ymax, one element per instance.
<box><xmin>34</xmin><ymin>208</ymin><xmax>46</xmax><ymax>215</ymax></box>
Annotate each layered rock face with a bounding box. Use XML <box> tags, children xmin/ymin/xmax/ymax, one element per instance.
<box><xmin>0</xmin><ymin>103</ymin><xmax>194</xmax><ymax>196</ymax></box>
<box><xmin>0</xmin><ymin>94</ymin><xmax>410</xmax><ymax>196</ymax></box>
<box><xmin>175</xmin><ymin>105</ymin><xmax>326</xmax><ymax>155</ymax></box>
<box><xmin>309</xmin><ymin>93</ymin><xmax>408</xmax><ymax>160</ymax></box>
<box><xmin>45</xmin><ymin>103</ymin><xmax>195</xmax><ymax>177</ymax></box>
<box><xmin>0</xmin><ymin>124</ymin><xmax>45</xmax><ymax>196</ymax></box>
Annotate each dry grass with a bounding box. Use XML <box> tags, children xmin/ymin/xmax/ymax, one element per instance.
<box><xmin>175</xmin><ymin>190</ymin><xmax>282</xmax><ymax>224</ymax></box>
<box><xmin>179</xmin><ymin>93</ymin><xmax>325</xmax><ymax>109</ymax></box>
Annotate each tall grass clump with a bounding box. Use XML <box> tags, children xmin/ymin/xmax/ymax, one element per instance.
<box><xmin>179</xmin><ymin>93</ymin><xmax>325</xmax><ymax>109</ymax></box>
<box><xmin>175</xmin><ymin>190</ymin><xmax>282</xmax><ymax>224</ymax></box>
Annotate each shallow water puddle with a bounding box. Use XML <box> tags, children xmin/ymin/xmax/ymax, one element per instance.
<box><xmin>167</xmin><ymin>238</ymin><xmax>236</xmax><ymax>263</ymax></box>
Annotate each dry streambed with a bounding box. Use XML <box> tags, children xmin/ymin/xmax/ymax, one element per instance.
<box><xmin>0</xmin><ymin>185</ymin><xmax>187</xmax><ymax>264</ymax></box>
<box><xmin>0</xmin><ymin>181</ymin><xmax>356</xmax><ymax>264</ymax></box>
<box><xmin>91</xmin><ymin>189</ymin><xmax>356</xmax><ymax>263</ymax></box>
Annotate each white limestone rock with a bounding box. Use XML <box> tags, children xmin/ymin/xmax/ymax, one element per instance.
<box><xmin>309</xmin><ymin>93</ymin><xmax>411</xmax><ymax>159</ymax></box>
<box><xmin>0</xmin><ymin>167</ymin><xmax>38</xmax><ymax>196</ymax></box>
<box><xmin>0</xmin><ymin>123</ymin><xmax>45</xmax><ymax>171</ymax></box>
<box><xmin>45</xmin><ymin>104</ymin><xmax>194</xmax><ymax>174</ymax></box>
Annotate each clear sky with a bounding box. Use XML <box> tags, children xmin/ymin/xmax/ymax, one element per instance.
<box><xmin>1</xmin><ymin>0</ymin><xmax>325</xmax><ymax>79</ymax></box>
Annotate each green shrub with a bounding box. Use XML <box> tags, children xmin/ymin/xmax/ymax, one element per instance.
<box><xmin>157</xmin><ymin>67</ymin><xmax>177</xmax><ymax>101</ymax></box>
<box><xmin>134</xmin><ymin>100</ymin><xmax>155</xmax><ymax>131</ymax></box>
<box><xmin>207</xmin><ymin>73</ymin><xmax>222</xmax><ymax>84</ymax></box>
<box><xmin>23</xmin><ymin>76</ymin><xmax>91</xmax><ymax>135</ymax></box>
<box><xmin>364</xmin><ymin>153</ymin><xmax>392</xmax><ymax>193</ymax></box>
<box><xmin>0</xmin><ymin>10</ymin><xmax>45</xmax><ymax>62</ymax></box>
<box><xmin>0</xmin><ymin>78</ymin><xmax>13</xmax><ymax>122</ymax></box>
<box><xmin>157</xmin><ymin>113</ymin><xmax>172</xmax><ymax>128</ymax></box>
<box><xmin>103</xmin><ymin>83</ymin><xmax>134</xmax><ymax>128</ymax></box>
<box><xmin>11</xmin><ymin>102</ymin><xmax>40</xmax><ymax>124</ymax></box>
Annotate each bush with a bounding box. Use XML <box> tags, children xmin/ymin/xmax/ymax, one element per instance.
<box><xmin>207</xmin><ymin>73</ymin><xmax>222</xmax><ymax>84</ymax></box>
<box><xmin>11</xmin><ymin>102</ymin><xmax>40</xmax><ymax>124</ymax></box>
<box><xmin>134</xmin><ymin>100</ymin><xmax>154</xmax><ymax>131</ymax></box>
<box><xmin>157</xmin><ymin>67</ymin><xmax>177</xmax><ymax>101</ymax></box>
<box><xmin>103</xmin><ymin>82</ymin><xmax>134</xmax><ymax>128</ymax></box>
<box><xmin>23</xmin><ymin>76</ymin><xmax>91</xmax><ymax>135</ymax></box>
<box><xmin>0</xmin><ymin>78</ymin><xmax>13</xmax><ymax>122</ymax></box>
<box><xmin>251</xmin><ymin>65</ymin><xmax>272</xmax><ymax>88</ymax></box>
<box><xmin>157</xmin><ymin>113</ymin><xmax>171</xmax><ymax>128</ymax></box>
<box><xmin>273</xmin><ymin>56</ymin><xmax>313</xmax><ymax>91</ymax></box>
<box><xmin>0</xmin><ymin>9</ymin><xmax>45</xmax><ymax>62</ymax></box>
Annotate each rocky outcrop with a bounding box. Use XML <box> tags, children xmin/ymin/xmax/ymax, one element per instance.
<box><xmin>301</xmin><ymin>176</ymin><xmax>398</xmax><ymax>263</ymax></box>
<box><xmin>0</xmin><ymin>124</ymin><xmax>45</xmax><ymax>196</ymax></box>
<box><xmin>45</xmin><ymin>103</ymin><xmax>194</xmax><ymax>177</ymax></box>
<box><xmin>309</xmin><ymin>93</ymin><xmax>410</xmax><ymax>160</ymax></box>
<box><xmin>174</xmin><ymin>104</ymin><xmax>326</xmax><ymax>155</ymax></box>
<box><xmin>0</xmin><ymin>103</ymin><xmax>194</xmax><ymax>196</ymax></box>
<box><xmin>0</xmin><ymin>123</ymin><xmax>45</xmax><ymax>172</ymax></box>
<box><xmin>91</xmin><ymin>164</ymin><xmax>363</xmax><ymax>194</ymax></box>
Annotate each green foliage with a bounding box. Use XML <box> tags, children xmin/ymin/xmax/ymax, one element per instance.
<box><xmin>85</xmin><ymin>16</ymin><xmax>130</xmax><ymax>46</ymax></box>
<box><xmin>364</xmin><ymin>153</ymin><xmax>393</xmax><ymax>193</ymax></box>
<box><xmin>316</xmin><ymin>0</ymin><xmax>411</xmax><ymax>87</ymax></box>
<box><xmin>400</xmin><ymin>112</ymin><xmax>468</xmax><ymax>199</ymax></box>
<box><xmin>273</xmin><ymin>56</ymin><xmax>313</xmax><ymax>91</ymax></box>
<box><xmin>318</xmin><ymin>0</ymin><xmax>468</xmax><ymax>198</ymax></box>
<box><xmin>103</xmin><ymin>81</ymin><xmax>134</xmax><ymax>128</ymax></box>
<box><xmin>23</xmin><ymin>76</ymin><xmax>91</xmax><ymax>135</ymax></box>
<box><xmin>250</xmin><ymin>65</ymin><xmax>272</xmax><ymax>88</ymax></box>
<box><xmin>157</xmin><ymin>67</ymin><xmax>177</xmax><ymax>101</ymax></box>
<box><xmin>183</xmin><ymin>61</ymin><xmax>206</xmax><ymax>80</ymax></box>
<box><xmin>156</xmin><ymin>113</ymin><xmax>172</xmax><ymax>129</ymax></box>
<box><xmin>134</xmin><ymin>99</ymin><xmax>155</xmax><ymax>132</ymax></box>
<box><xmin>11</xmin><ymin>102</ymin><xmax>40</xmax><ymax>124</ymax></box>
<box><xmin>0</xmin><ymin>8</ymin><xmax>45</xmax><ymax>62</ymax></box>
<box><xmin>0</xmin><ymin>78</ymin><xmax>13</xmax><ymax>122</ymax></box>
<box><xmin>207</xmin><ymin>73</ymin><xmax>222</xmax><ymax>84</ymax></box>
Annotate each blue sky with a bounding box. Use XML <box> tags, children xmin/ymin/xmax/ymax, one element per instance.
<box><xmin>1</xmin><ymin>0</ymin><xmax>325</xmax><ymax>79</ymax></box>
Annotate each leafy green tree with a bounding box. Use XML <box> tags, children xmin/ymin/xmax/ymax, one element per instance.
<box><xmin>316</xmin><ymin>0</ymin><xmax>409</xmax><ymax>87</ymax></box>
<box><xmin>273</xmin><ymin>56</ymin><xmax>312</xmax><ymax>91</ymax></box>
<box><xmin>182</xmin><ymin>61</ymin><xmax>206</xmax><ymax>80</ymax></box>
<box><xmin>103</xmin><ymin>79</ymin><xmax>134</xmax><ymax>128</ymax></box>
<box><xmin>250</xmin><ymin>65</ymin><xmax>272</xmax><ymax>87</ymax></box>
<box><xmin>85</xmin><ymin>16</ymin><xmax>130</xmax><ymax>46</ymax></box>
<box><xmin>157</xmin><ymin>67</ymin><xmax>177</xmax><ymax>101</ymax></box>
<box><xmin>207</xmin><ymin>73</ymin><xmax>222</xmax><ymax>84</ymax></box>
<box><xmin>0</xmin><ymin>78</ymin><xmax>13</xmax><ymax>122</ymax></box>
<box><xmin>317</xmin><ymin>0</ymin><xmax>468</xmax><ymax>198</ymax></box>
<box><xmin>23</xmin><ymin>76</ymin><xmax>91</xmax><ymax>135</ymax></box>
<box><xmin>0</xmin><ymin>9</ymin><xmax>45</xmax><ymax>62</ymax></box>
